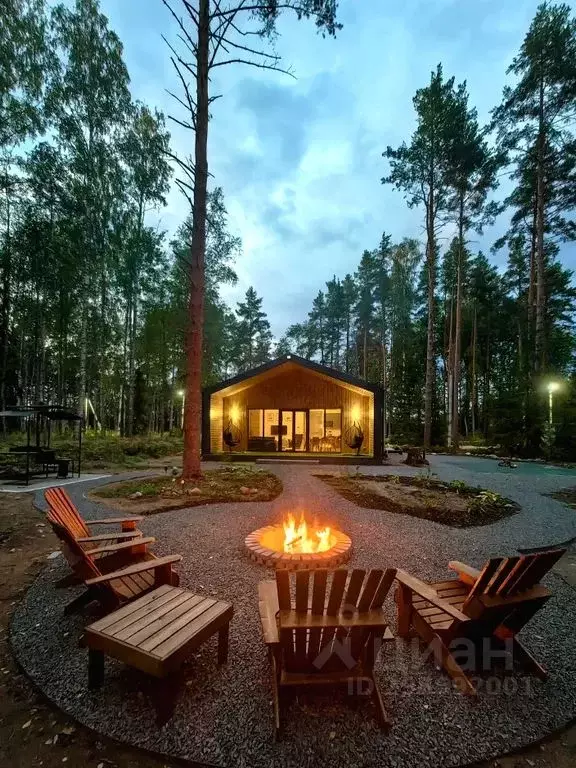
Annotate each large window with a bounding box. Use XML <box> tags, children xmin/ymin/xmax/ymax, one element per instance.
<box><xmin>248</xmin><ymin>408</ymin><xmax>341</xmax><ymax>453</ymax></box>
<box><xmin>310</xmin><ymin>408</ymin><xmax>342</xmax><ymax>453</ymax></box>
<box><xmin>248</xmin><ymin>409</ymin><xmax>279</xmax><ymax>450</ymax></box>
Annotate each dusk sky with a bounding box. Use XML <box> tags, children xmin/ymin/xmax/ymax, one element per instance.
<box><xmin>100</xmin><ymin>0</ymin><xmax>576</xmax><ymax>338</ymax></box>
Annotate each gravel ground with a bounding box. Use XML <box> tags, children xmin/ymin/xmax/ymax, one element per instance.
<box><xmin>10</xmin><ymin>456</ymin><xmax>576</xmax><ymax>768</ymax></box>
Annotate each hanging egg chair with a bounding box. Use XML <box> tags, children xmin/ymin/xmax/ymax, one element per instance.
<box><xmin>223</xmin><ymin>420</ymin><xmax>242</xmax><ymax>452</ymax></box>
<box><xmin>345</xmin><ymin>421</ymin><xmax>364</xmax><ymax>456</ymax></box>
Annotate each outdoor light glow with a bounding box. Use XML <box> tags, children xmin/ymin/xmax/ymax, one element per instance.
<box><xmin>177</xmin><ymin>389</ymin><xmax>185</xmax><ymax>398</ymax></box>
<box><xmin>229</xmin><ymin>403</ymin><xmax>240</xmax><ymax>423</ymax></box>
<box><xmin>547</xmin><ymin>382</ymin><xmax>560</xmax><ymax>393</ymax></box>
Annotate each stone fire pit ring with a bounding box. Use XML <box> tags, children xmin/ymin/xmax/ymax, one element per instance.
<box><xmin>244</xmin><ymin>524</ymin><xmax>352</xmax><ymax>570</ymax></box>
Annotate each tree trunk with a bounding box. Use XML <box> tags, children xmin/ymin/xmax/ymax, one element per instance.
<box><xmin>345</xmin><ymin>316</ymin><xmax>350</xmax><ymax>373</ymax></box>
<box><xmin>423</xmin><ymin>192</ymin><xmax>435</xmax><ymax>449</ymax></box>
<box><xmin>182</xmin><ymin>0</ymin><xmax>209</xmax><ymax>479</ymax></box>
<box><xmin>534</xmin><ymin>73</ymin><xmax>546</xmax><ymax>374</ymax></box>
<box><xmin>446</xmin><ymin>295</ymin><xmax>453</xmax><ymax>447</ymax></box>
<box><xmin>471</xmin><ymin>306</ymin><xmax>477</xmax><ymax>435</ymax></box>
<box><xmin>381</xmin><ymin>340</ymin><xmax>387</xmax><ymax>442</ymax></box>
<box><xmin>0</xmin><ymin>173</ymin><xmax>12</xmax><ymax>423</ymax></box>
<box><xmin>451</xmin><ymin>194</ymin><xmax>464</xmax><ymax>448</ymax></box>
<box><xmin>78</xmin><ymin>270</ymin><xmax>88</xmax><ymax>420</ymax></box>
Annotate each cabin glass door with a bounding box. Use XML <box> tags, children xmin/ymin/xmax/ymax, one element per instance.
<box><xmin>280</xmin><ymin>410</ymin><xmax>307</xmax><ymax>452</ymax></box>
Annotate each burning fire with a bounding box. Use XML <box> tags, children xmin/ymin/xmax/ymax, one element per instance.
<box><xmin>283</xmin><ymin>513</ymin><xmax>332</xmax><ymax>554</ymax></box>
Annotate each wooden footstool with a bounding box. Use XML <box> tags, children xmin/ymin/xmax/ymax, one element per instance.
<box><xmin>84</xmin><ymin>584</ymin><xmax>233</xmax><ymax>687</ymax></box>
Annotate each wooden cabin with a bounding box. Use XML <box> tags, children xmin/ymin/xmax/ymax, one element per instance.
<box><xmin>202</xmin><ymin>355</ymin><xmax>384</xmax><ymax>463</ymax></box>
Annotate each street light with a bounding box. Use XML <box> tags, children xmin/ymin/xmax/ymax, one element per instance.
<box><xmin>177</xmin><ymin>389</ymin><xmax>185</xmax><ymax>428</ymax></box>
<box><xmin>547</xmin><ymin>381</ymin><xmax>560</xmax><ymax>425</ymax></box>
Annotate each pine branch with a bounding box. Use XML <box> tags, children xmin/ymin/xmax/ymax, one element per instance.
<box><xmin>217</xmin><ymin>36</ymin><xmax>281</xmax><ymax>60</ymax></box>
<box><xmin>212</xmin><ymin>58</ymin><xmax>295</xmax><ymax>77</ymax></box>
<box><xmin>162</xmin><ymin>0</ymin><xmax>199</xmax><ymax>58</ymax></box>
<box><xmin>162</xmin><ymin>35</ymin><xmax>197</xmax><ymax>78</ymax></box>
<box><xmin>211</xmin><ymin>3</ymin><xmax>305</xmax><ymax>18</ymax></box>
<box><xmin>167</xmin><ymin>112</ymin><xmax>195</xmax><ymax>132</ymax></box>
<box><xmin>209</xmin><ymin>0</ymin><xmax>247</xmax><ymax>67</ymax></box>
<box><xmin>163</xmin><ymin>149</ymin><xmax>196</xmax><ymax>184</ymax></box>
<box><xmin>166</xmin><ymin>88</ymin><xmax>196</xmax><ymax>123</ymax></box>
<box><xmin>167</xmin><ymin>53</ymin><xmax>198</xmax><ymax>128</ymax></box>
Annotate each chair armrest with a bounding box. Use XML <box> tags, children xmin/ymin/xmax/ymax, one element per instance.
<box><xmin>86</xmin><ymin>554</ymin><xmax>182</xmax><ymax>586</ymax></box>
<box><xmin>85</xmin><ymin>536</ymin><xmax>155</xmax><ymax>556</ymax></box>
<box><xmin>278</xmin><ymin>608</ymin><xmax>388</xmax><ymax>631</ymax></box>
<box><xmin>89</xmin><ymin>516</ymin><xmax>144</xmax><ymax>525</ymax></box>
<box><xmin>77</xmin><ymin>530</ymin><xmax>142</xmax><ymax>543</ymax></box>
<box><xmin>258</xmin><ymin>580</ymin><xmax>279</xmax><ymax>644</ymax></box>
<box><xmin>395</xmin><ymin>570</ymin><xmax>469</xmax><ymax>622</ymax></box>
<box><xmin>448</xmin><ymin>560</ymin><xmax>481</xmax><ymax>586</ymax></box>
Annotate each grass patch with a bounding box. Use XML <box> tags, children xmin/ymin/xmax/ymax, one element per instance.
<box><xmin>315</xmin><ymin>472</ymin><xmax>519</xmax><ymax>527</ymax></box>
<box><xmin>91</xmin><ymin>465</ymin><xmax>282</xmax><ymax>515</ymax></box>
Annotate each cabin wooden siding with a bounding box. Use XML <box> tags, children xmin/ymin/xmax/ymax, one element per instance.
<box><xmin>209</xmin><ymin>393</ymin><xmax>224</xmax><ymax>453</ymax></box>
<box><xmin>208</xmin><ymin>367</ymin><xmax>374</xmax><ymax>455</ymax></box>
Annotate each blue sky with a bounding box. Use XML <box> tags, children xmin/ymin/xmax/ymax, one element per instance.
<box><xmin>100</xmin><ymin>0</ymin><xmax>576</xmax><ymax>338</ymax></box>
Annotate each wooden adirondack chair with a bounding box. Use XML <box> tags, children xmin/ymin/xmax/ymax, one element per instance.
<box><xmin>44</xmin><ymin>488</ymin><xmax>144</xmax><ymax>548</ymax></box>
<box><xmin>396</xmin><ymin>548</ymin><xmax>566</xmax><ymax>695</ymax></box>
<box><xmin>44</xmin><ymin>488</ymin><xmax>142</xmax><ymax>587</ymax></box>
<box><xmin>258</xmin><ymin>568</ymin><xmax>396</xmax><ymax>735</ymax></box>
<box><xmin>48</xmin><ymin>517</ymin><xmax>181</xmax><ymax>614</ymax></box>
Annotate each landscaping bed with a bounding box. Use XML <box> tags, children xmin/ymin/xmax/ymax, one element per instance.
<box><xmin>90</xmin><ymin>465</ymin><xmax>283</xmax><ymax>514</ymax></box>
<box><xmin>549</xmin><ymin>487</ymin><xmax>576</xmax><ymax>510</ymax></box>
<box><xmin>315</xmin><ymin>472</ymin><xmax>519</xmax><ymax>527</ymax></box>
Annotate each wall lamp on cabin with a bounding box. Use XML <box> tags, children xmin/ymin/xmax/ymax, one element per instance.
<box><xmin>229</xmin><ymin>403</ymin><xmax>240</xmax><ymax>424</ymax></box>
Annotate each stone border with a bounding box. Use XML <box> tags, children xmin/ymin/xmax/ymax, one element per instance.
<box><xmin>244</xmin><ymin>525</ymin><xmax>352</xmax><ymax>569</ymax></box>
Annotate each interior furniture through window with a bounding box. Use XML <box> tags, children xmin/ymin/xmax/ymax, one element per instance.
<box><xmin>246</xmin><ymin>407</ymin><xmax>341</xmax><ymax>453</ymax></box>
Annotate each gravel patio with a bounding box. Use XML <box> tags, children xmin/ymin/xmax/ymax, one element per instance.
<box><xmin>11</xmin><ymin>456</ymin><xmax>576</xmax><ymax>768</ymax></box>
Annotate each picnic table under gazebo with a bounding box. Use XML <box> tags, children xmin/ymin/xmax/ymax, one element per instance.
<box><xmin>0</xmin><ymin>405</ymin><xmax>83</xmax><ymax>486</ymax></box>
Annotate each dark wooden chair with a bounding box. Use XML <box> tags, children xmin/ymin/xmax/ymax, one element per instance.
<box><xmin>258</xmin><ymin>568</ymin><xmax>396</xmax><ymax>735</ymax></box>
<box><xmin>396</xmin><ymin>549</ymin><xmax>566</xmax><ymax>694</ymax></box>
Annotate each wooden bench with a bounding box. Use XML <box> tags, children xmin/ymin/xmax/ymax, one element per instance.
<box><xmin>84</xmin><ymin>584</ymin><xmax>233</xmax><ymax>686</ymax></box>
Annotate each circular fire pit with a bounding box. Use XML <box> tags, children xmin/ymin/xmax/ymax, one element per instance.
<box><xmin>245</xmin><ymin>515</ymin><xmax>352</xmax><ymax>570</ymax></box>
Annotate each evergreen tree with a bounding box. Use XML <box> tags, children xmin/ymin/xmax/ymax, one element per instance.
<box><xmin>384</xmin><ymin>64</ymin><xmax>462</xmax><ymax>447</ymax></box>
<box><xmin>234</xmin><ymin>287</ymin><xmax>272</xmax><ymax>372</ymax></box>
<box><xmin>493</xmin><ymin>2</ymin><xmax>576</xmax><ymax>377</ymax></box>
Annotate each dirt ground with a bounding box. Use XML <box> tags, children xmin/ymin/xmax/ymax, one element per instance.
<box><xmin>0</xmin><ymin>491</ymin><xmax>574</xmax><ymax>768</ymax></box>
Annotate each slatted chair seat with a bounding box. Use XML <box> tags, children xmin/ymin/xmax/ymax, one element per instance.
<box><xmin>396</xmin><ymin>548</ymin><xmax>566</xmax><ymax>694</ymax></box>
<box><xmin>258</xmin><ymin>567</ymin><xmax>396</xmax><ymax>736</ymax></box>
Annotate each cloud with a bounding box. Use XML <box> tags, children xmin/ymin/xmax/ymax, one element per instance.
<box><xmin>99</xmin><ymin>0</ymin><xmax>576</xmax><ymax>338</ymax></box>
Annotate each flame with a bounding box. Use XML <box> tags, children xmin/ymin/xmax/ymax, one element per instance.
<box><xmin>282</xmin><ymin>513</ymin><xmax>332</xmax><ymax>554</ymax></box>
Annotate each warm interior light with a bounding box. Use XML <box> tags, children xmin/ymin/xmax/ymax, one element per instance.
<box><xmin>350</xmin><ymin>403</ymin><xmax>361</xmax><ymax>422</ymax></box>
<box><xmin>548</xmin><ymin>382</ymin><xmax>560</xmax><ymax>393</ymax></box>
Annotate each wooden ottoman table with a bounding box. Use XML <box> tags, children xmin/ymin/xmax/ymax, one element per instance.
<box><xmin>84</xmin><ymin>584</ymin><xmax>233</xmax><ymax>686</ymax></box>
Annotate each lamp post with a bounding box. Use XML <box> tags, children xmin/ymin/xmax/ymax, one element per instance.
<box><xmin>177</xmin><ymin>389</ymin><xmax>185</xmax><ymax>429</ymax></box>
<box><xmin>547</xmin><ymin>382</ymin><xmax>560</xmax><ymax>425</ymax></box>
